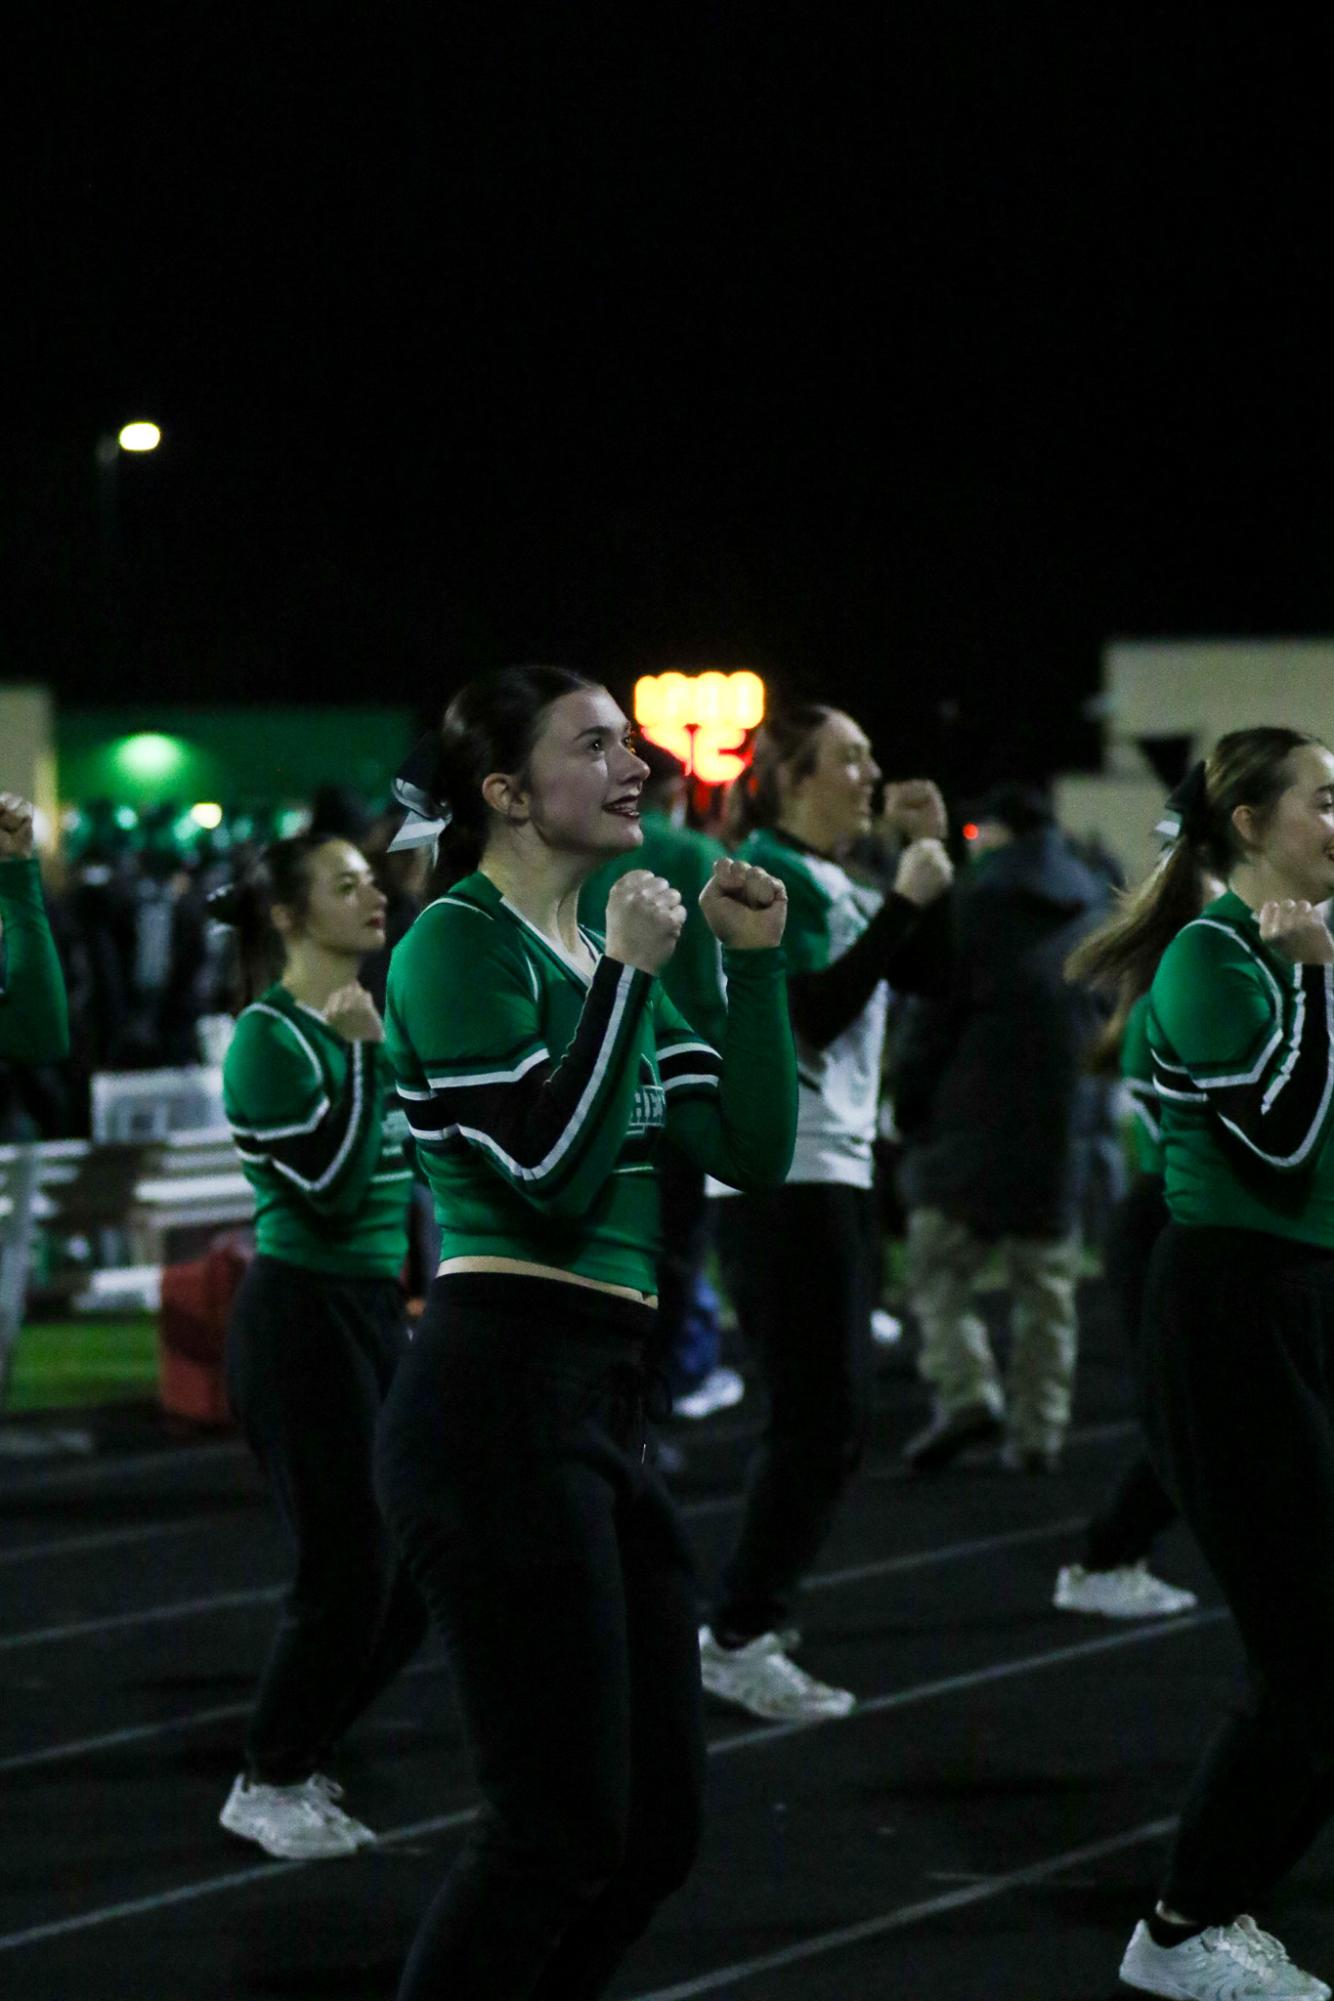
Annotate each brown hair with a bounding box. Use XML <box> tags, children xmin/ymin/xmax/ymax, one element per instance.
<box><xmin>208</xmin><ymin>834</ymin><xmax>334</xmax><ymax>1012</ymax></box>
<box><xmin>728</xmin><ymin>702</ymin><xmax>836</xmax><ymax>840</ymax></box>
<box><xmin>1066</xmin><ymin>727</ymin><xmax>1323</xmax><ymax>1067</ymax></box>
<box><xmin>414</xmin><ymin>664</ymin><xmax>600</xmax><ymax>887</ymax></box>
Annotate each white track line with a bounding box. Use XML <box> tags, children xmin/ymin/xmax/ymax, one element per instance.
<box><xmin>625</xmin><ymin>1814</ymin><xmax>1180</xmax><ymax>1999</ymax></box>
<box><xmin>0</xmin><ymin>1512</ymin><xmax>1084</xmax><ymax>1771</ymax></box>
<box><xmin>0</xmin><ymin>1587</ymin><xmax>282</xmax><ymax>1654</ymax></box>
<box><xmin>0</xmin><ymin>1610</ymin><xmax>1225</xmax><ymax>1954</ymax></box>
<box><xmin>0</xmin><ymin>1417</ymin><xmax>1136</xmax><ymax>1567</ymax></box>
<box><xmin>0</xmin><ymin>1438</ymin><xmax>246</xmax><ymax>1495</ymax></box>
<box><xmin>0</xmin><ymin>1656</ymin><xmax>452</xmax><ymax>1776</ymax></box>
<box><xmin>0</xmin><ymin>1518</ymin><xmax>229</xmax><ymax>1568</ymax></box>
<box><xmin>0</xmin><ymin>1506</ymin><xmax>1096</xmax><ymax>1661</ymax></box>
<box><xmin>0</xmin><ymin>1805</ymin><xmax>480</xmax><ymax>1954</ymax></box>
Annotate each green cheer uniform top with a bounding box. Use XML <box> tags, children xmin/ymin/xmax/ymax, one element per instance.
<box><xmin>715</xmin><ymin>827</ymin><xmax>946</xmax><ymax>1190</ymax></box>
<box><xmin>0</xmin><ymin>857</ymin><xmax>70</xmax><ymax>1065</ymax></box>
<box><xmin>1121</xmin><ymin>992</ymin><xmax>1164</xmax><ymax>1179</ymax></box>
<box><xmin>1148</xmin><ymin>889</ymin><xmax>1334</xmax><ymax>1246</ymax></box>
<box><xmin>384</xmin><ymin>871</ymin><xmax>798</xmax><ymax>1296</ymax></box>
<box><xmin>223</xmin><ymin>984</ymin><xmax>414</xmax><ymax>1276</ymax></box>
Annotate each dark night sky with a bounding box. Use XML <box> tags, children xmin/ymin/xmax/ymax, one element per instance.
<box><xmin>12</xmin><ymin>7</ymin><xmax>1334</xmax><ymax>792</ymax></box>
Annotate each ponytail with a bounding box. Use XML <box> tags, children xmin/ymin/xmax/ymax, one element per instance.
<box><xmin>1065</xmin><ymin>725</ymin><xmax>1324</xmax><ymax>1069</ymax></box>
<box><xmin>207</xmin><ymin>834</ymin><xmax>329</xmax><ymax>1012</ymax></box>
<box><xmin>392</xmin><ymin>664</ymin><xmax>599</xmax><ymax>890</ymax></box>
<box><xmin>1066</xmin><ymin>843</ymin><xmax>1209</xmax><ymax>1071</ymax></box>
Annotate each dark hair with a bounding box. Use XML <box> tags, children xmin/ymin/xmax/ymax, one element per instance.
<box><xmin>728</xmin><ymin>702</ymin><xmax>835</xmax><ymax>840</ymax></box>
<box><xmin>1066</xmin><ymin>727</ymin><xmax>1323</xmax><ymax>1065</ymax></box>
<box><xmin>208</xmin><ymin>833</ymin><xmax>332</xmax><ymax>1012</ymax></box>
<box><xmin>424</xmin><ymin>664</ymin><xmax>600</xmax><ymax>886</ymax></box>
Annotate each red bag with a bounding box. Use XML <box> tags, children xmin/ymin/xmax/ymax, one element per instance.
<box><xmin>157</xmin><ymin>1236</ymin><xmax>252</xmax><ymax>1426</ymax></box>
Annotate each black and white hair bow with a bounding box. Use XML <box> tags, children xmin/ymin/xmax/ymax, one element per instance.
<box><xmin>388</xmin><ymin>735</ymin><xmax>452</xmax><ymax>854</ymax></box>
<box><xmin>1158</xmin><ymin>758</ymin><xmax>1210</xmax><ymax>846</ymax></box>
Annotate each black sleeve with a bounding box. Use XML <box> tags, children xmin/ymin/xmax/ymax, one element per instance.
<box><xmin>787</xmin><ymin>892</ymin><xmax>954</xmax><ymax>1050</ymax></box>
<box><xmin>1157</xmin><ymin>960</ymin><xmax>1334</xmax><ymax>1173</ymax></box>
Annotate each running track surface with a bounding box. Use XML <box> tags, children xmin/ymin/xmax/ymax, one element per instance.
<box><xmin>1</xmin><ymin>1284</ymin><xmax>1327</xmax><ymax>2000</ymax></box>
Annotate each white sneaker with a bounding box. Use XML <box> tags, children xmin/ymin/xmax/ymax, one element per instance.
<box><xmin>1054</xmin><ymin>1562</ymin><xmax>1198</xmax><ymax>1620</ymax></box>
<box><xmin>303</xmin><ymin>1772</ymin><xmax>377</xmax><ymax>1848</ymax></box>
<box><xmin>219</xmin><ymin>1773</ymin><xmax>360</xmax><ymax>1859</ymax></box>
<box><xmin>871</xmin><ymin>1309</ymin><xmax>903</xmax><ymax>1349</ymax></box>
<box><xmin>1120</xmin><ymin>1915</ymin><xmax>1331</xmax><ymax>1997</ymax></box>
<box><xmin>674</xmin><ymin>1366</ymin><xmax>745</xmax><ymax>1421</ymax></box>
<box><xmin>698</xmin><ymin>1627</ymin><xmax>855</xmax><ymax>1721</ymax></box>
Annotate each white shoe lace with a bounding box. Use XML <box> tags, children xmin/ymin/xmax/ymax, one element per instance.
<box><xmin>765</xmin><ymin>1653</ymin><xmax>828</xmax><ymax>1698</ymax></box>
<box><xmin>1122</xmin><ymin>1564</ymin><xmax>1166</xmax><ymax>1604</ymax></box>
<box><xmin>1201</xmin><ymin>1918</ymin><xmax>1290</xmax><ymax>1983</ymax></box>
<box><xmin>1234</xmin><ymin>1917</ymin><xmax>1308</xmax><ymax>1976</ymax></box>
<box><xmin>753</xmin><ymin>1641</ymin><xmax>849</xmax><ymax>1707</ymax></box>
<box><xmin>303</xmin><ymin>1774</ymin><xmax>364</xmax><ymax>1832</ymax></box>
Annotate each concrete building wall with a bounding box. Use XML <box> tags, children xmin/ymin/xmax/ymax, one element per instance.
<box><xmin>1055</xmin><ymin>640</ymin><xmax>1334</xmax><ymax>887</ymax></box>
<box><xmin>1104</xmin><ymin>639</ymin><xmax>1334</xmax><ymax>751</ymax></box>
<box><xmin>0</xmin><ymin>685</ymin><xmax>58</xmax><ymax>851</ymax></box>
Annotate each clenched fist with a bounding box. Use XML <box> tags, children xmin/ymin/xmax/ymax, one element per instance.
<box><xmin>881</xmin><ymin>779</ymin><xmax>948</xmax><ymax>844</ymax></box>
<box><xmin>1258</xmin><ymin>899</ymin><xmax>1334</xmax><ymax>966</ymax></box>
<box><xmin>698</xmin><ymin>858</ymin><xmax>788</xmax><ymax>950</ymax></box>
<box><xmin>894</xmin><ymin>838</ymin><xmax>954</xmax><ymax>910</ymax></box>
<box><xmin>605</xmin><ymin>871</ymin><xmax>686</xmax><ymax>975</ymax></box>
<box><xmin>324</xmin><ymin>982</ymin><xmax>386</xmax><ymax>1042</ymax></box>
<box><xmin>0</xmin><ymin>794</ymin><xmax>35</xmax><ymax>861</ymax></box>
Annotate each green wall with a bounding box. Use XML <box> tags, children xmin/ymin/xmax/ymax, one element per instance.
<box><xmin>58</xmin><ymin>706</ymin><xmax>417</xmax><ymax>809</ymax></box>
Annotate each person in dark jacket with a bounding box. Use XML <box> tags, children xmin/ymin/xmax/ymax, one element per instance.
<box><xmin>895</xmin><ymin>783</ymin><xmax>1108</xmax><ymax>1474</ymax></box>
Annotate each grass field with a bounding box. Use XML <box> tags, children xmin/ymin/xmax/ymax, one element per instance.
<box><xmin>5</xmin><ymin>1317</ymin><xmax>159</xmax><ymax>1412</ymax></box>
<box><xmin>0</xmin><ymin>1242</ymin><xmax>1100</xmax><ymax>1416</ymax></box>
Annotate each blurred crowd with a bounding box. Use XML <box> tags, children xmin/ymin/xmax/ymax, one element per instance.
<box><xmin>0</xmin><ymin>757</ymin><xmax>1129</xmax><ymax>1275</ymax></box>
<box><xmin>0</xmin><ymin>786</ymin><xmax>430</xmax><ymax>1142</ymax></box>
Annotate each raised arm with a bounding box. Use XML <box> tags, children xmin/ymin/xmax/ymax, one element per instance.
<box><xmin>659</xmin><ymin>858</ymin><xmax>797</xmax><ymax>1189</ymax></box>
<box><xmin>0</xmin><ymin>796</ymin><xmax>71</xmax><ymax>1065</ymax></box>
<box><xmin>787</xmin><ymin>849</ymin><xmax>954</xmax><ymax>1049</ymax></box>
<box><xmin>386</xmin><ymin>889</ymin><xmax>676</xmax><ymax>1220</ymax></box>
<box><xmin>1152</xmin><ymin>906</ymin><xmax>1334</xmax><ymax>1173</ymax></box>
<box><xmin>225</xmin><ymin>998</ymin><xmax>389</xmax><ymax>1222</ymax></box>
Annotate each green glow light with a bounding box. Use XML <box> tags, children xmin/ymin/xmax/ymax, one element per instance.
<box><xmin>114</xmin><ymin>733</ymin><xmax>187</xmax><ymax>781</ymax></box>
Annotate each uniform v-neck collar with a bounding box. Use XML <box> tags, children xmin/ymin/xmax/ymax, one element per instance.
<box><xmin>453</xmin><ymin>872</ymin><xmax>603</xmax><ymax>987</ymax></box>
<box><xmin>501</xmin><ymin>896</ymin><xmax>600</xmax><ymax>987</ymax></box>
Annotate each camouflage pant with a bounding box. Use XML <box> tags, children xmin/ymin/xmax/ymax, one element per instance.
<box><xmin>905</xmin><ymin>1207</ymin><xmax>1081</xmax><ymax>1455</ymax></box>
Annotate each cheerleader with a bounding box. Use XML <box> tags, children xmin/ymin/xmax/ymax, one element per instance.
<box><xmin>374</xmin><ymin>665</ymin><xmax>797</xmax><ymax>1999</ymax></box>
<box><xmin>1080</xmin><ymin>731</ymin><xmax>1334</xmax><ymax>2000</ymax></box>
<box><xmin>214</xmin><ymin>834</ymin><xmax>427</xmax><ymax>1859</ymax></box>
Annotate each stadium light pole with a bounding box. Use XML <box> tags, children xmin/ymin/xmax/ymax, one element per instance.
<box><xmin>96</xmin><ymin>420</ymin><xmax>162</xmax><ymax>560</ymax></box>
<box><xmin>95</xmin><ymin>420</ymin><xmax>163</xmax><ymax>626</ymax></box>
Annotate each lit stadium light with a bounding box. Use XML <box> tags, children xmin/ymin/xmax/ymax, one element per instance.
<box><xmin>633</xmin><ymin>670</ymin><xmax>766</xmax><ymax>784</ymax></box>
<box><xmin>190</xmin><ymin>802</ymin><xmax>224</xmax><ymax>830</ymax></box>
<box><xmin>118</xmin><ymin>422</ymin><xmax>162</xmax><ymax>453</ymax></box>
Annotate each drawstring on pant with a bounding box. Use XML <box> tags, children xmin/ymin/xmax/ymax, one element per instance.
<box><xmin>587</xmin><ymin>1360</ymin><xmax>672</xmax><ymax>1464</ymax></box>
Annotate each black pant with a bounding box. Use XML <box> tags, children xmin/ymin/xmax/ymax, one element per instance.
<box><xmin>711</xmin><ymin>1182</ymin><xmax>878</xmax><ymax>1639</ymax></box>
<box><xmin>374</xmin><ymin>1275</ymin><xmax>704</xmax><ymax>2001</ymax></box>
<box><xmin>1083</xmin><ymin>1175</ymin><xmax>1180</xmax><ymax>1571</ymax></box>
<box><xmin>225</xmin><ymin>1256</ymin><xmax>428</xmax><ymax>1785</ymax></box>
<box><xmin>656</xmin><ymin>1138</ymin><xmax>716</xmax><ymax>1397</ymax></box>
<box><xmin>1142</xmin><ymin>1224</ymin><xmax>1334</xmax><ymax>1921</ymax></box>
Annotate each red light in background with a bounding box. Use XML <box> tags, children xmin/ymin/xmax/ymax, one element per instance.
<box><xmin>962</xmin><ymin>822</ymin><xmax>979</xmax><ymax>841</ymax></box>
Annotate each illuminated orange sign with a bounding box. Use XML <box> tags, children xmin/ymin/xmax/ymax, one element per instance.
<box><xmin>633</xmin><ymin>671</ymin><xmax>767</xmax><ymax>785</ymax></box>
